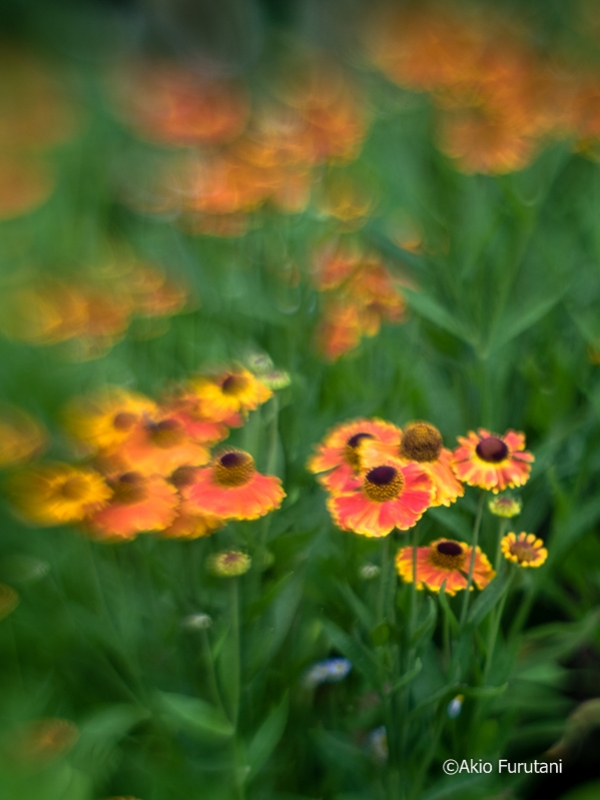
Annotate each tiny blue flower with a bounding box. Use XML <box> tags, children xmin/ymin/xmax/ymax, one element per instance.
<box><xmin>302</xmin><ymin>658</ymin><xmax>352</xmax><ymax>688</ymax></box>
<box><xmin>447</xmin><ymin>694</ymin><xmax>464</xmax><ymax>719</ymax></box>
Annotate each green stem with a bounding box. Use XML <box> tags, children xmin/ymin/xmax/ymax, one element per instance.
<box><xmin>493</xmin><ymin>518</ymin><xmax>509</xmax><ymax>573</ymax></box>
<box><xmin>460</xmin><ymin>491</ymin><xmax>485</xmax><ymax>627</ymax></box>
<box><xmin>230</xmin><ymin>578</ymin><xmax>241</xmax><ymax>728</ymax></box>
<box><xmin>483</xmin><ymin>569</ymin><xmax>514</xmax><ymax>684</ymax></box>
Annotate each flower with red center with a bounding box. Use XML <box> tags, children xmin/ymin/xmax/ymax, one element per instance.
<box><xmin>63</xmin><ymin>387</ymin><xmax>157</xmax><ymax>453</ymax></box>
<box><xmin>87</xmin><ymin>472</ymin><xmax>178</xmax><ymax>540</ymax></box>
<box><xmin>362</xmin><ymin>421</ymin><xmax>464</xmax><ymax>507</ymax></box>
<box><xmin>184</xmin><ymin>450</ymin><xmax>285</xmax><ymax>521</ymax></box>
<box><xmin>327</xmin><ymin>458</ymin><xmax>433</xmax><ymax>537</ymax></box>
<box><xmin>501</xmin><ymin>532</ymin><xmax>547</xmax><ymax>568</ymax></box>
<box><xmin>107</xmin><ymin>415</ymin><xmax>211</xmax><ymax>476</ymax></box>
<box><xmin>307</xmin><ymin>418</ymin><xmax>402</xmax><ymax>493</ymax></box>
<box><xmin>9</xmin><ymin>463</ymin><xmax>111</xmax><ymax>526</ymax></box>
<box><xmin>188</xmin><ymin>368</ymin><xmax>272</xmax><ymax>423</ymax></box>
<box><xmin>452</xmin><ymin>428</ymin><xmax>534</xmax><ymax>493</ymax></box>
<box><xmin>396</xmin><ymin>538</ymin><xmax>495</xmax><ymax>595</ymax></box>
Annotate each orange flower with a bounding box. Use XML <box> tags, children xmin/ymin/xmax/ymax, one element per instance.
<box><xmin>452</xmin><ymin>428</ymin><xmax>534</xmax><ymax>493</ymax></box>
<box><xmin>112</xmin><ymin>60</ymin><xmax>249</xmax><ymax>147</ymax></box>
<box><xmin>307</xmin><ymin>418</ymin><xmax>402</xmax><ymax>493</ymax></box>
<box><xmin>159</xmin><ymin>466</ymin><xmax>224</xmax><ymax>539</ymax></box>
<box><xmin>9</xmin><ymin>463</ymin><xmax>111</xmax><ymax>526</ymax></box>
<box><xmin>501</xmin><ymin>532</ymin><xmax>547</xmax><ymax>568</ymax></box>
<box><xmin>396</xmin><ymin>538</ymin><xmax>495</xmax><ymax>595</ymax></box>
<box><xmin>362</xmin><ymin>421</ymin><xmax>464</xmax><ymax>508</ymax></box>
<box><xmin>63</xmin><ymin>388</ymin><xmax>157</xmax><ymax>453</ymax></box>
<box><xmin>184</xmin><ymin>450</ymin><xmax>285</xmax><ymax>521</ymax></box>
<box><xmin>87</xmin><ymin>472</ymin><xmax>178</xmax><ymax>540</ymax></box>
<box><xmin>327</xmin><ymin>459</ymin><xmax>433</xmax><ymax>537</ymax></box>
<box><xmin>108</xmin><ymin>415</ymin><xmax>211</xmax><ymax>477</ymax></box>
<box><xmin>7</xmin><ymin>718</ymin><xmax>79</xmax><ymax>768</ymax></box>
<box><xmin>188</xmin><ymin>368</ymin><xmax>272</xmax><ymax>422</ymax></box>
<box><xmin>161</xmin><ymin>390</ymin><xmax>231</xmax><ymax>445</ymax></box>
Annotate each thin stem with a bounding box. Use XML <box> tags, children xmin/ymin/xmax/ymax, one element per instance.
<box><xmin>460</xmin><ymin>491</ymin><xmax>485</xmax><ymax>627</ymax></box>
<box><xmin>230</xmin><ymin>578</ymin><xmax>241</xmax><ymax>729</ymax></box>
<box><xmin>201</xmin><ymin>628</ymin><xmax>228</xmax><ymax>719</ymax></box>
<box><xmin>493</xmin><ymin>518</ymin><xmax>509</xmax><ymax>572</ymax></box>
<box><xmin>483</xmin><ymin>569</ymin><xmax>514</xmax><ymax>684</ymax></box>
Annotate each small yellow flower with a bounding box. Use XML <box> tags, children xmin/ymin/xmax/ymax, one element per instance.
<box><xmin>501</xmin><ymin>532</ymin><xmax>547</xmax><ymax>568</ymax></box>
<box><xmin>488</xmin><ymin>494</ymin><xmax>522</xmax><ymax>518</ymax></box>
<box><xmin>210</xmin><ymin>550</ymin><xmax>251</xmax><ymax>577</ymax></box>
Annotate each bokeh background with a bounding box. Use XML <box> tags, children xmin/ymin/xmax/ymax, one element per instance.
<box><xmin>2</xmin><ymin>0</ymin><xmax>600</xmax><ymax>798</ymax></box>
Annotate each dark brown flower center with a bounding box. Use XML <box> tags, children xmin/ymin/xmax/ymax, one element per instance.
<box><xmin>222</xmin><ymin>374</ymin><xmax>249</xmax><ymax>396</ymax></box>
<box><xmin>475</xmin><ymin>436</ymin><xmax>509</xmax><ymax>463</ymax></box>
<box><xmin>344</xmin><ymin>432</ymin><xmax>375</xmax><ymax>469</ymax></box>
<box><xmin>113</xmin><ymin>412</ymin><xmax>137</xmax><ymax>431</ymax></box>
<box><xmin>363</xmin><ymin>465</ymin><xmax>404</xmax><ymax>502</ymax></box>
<box><xmin>510</xmin><ymin>541</ymin><xmax>538</xmax><ymax>563</ymax></box>
<box><xmin>148</xmin><ymin>419</ymin><xmax>185</xmax><ymax>448</ymax></box>
<box><xmin>170</xmin><ymin>465</ymin><xmax>198</xmax><ymax>489</ymax></box>
<box><xmin>111</xmin><ymin>472</ymin><xmax>147</xmax><ymax>504</ymax></box>
<box><xmin>60</xmin><ymin>476</ymin><xmax>90</xmax><ymax>501</ymax></box>
<box><xmin>429</xmin><ymin>540</ymin><xmax>466</xmax><ymax>570</ymax></box>
<box><xmin>213</xmin><ymin>450</ymin><xmax>256</xmax><ymax>487</ymax></box>
<box><xmin>400</xmin><ymin>422</ymin><xmax>443</xmax><ymax>462</ymax></box>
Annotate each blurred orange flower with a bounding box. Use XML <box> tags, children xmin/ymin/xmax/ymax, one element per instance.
<box><xmin>0</xmin><ymin>406</ymin><xmax>46</xmax><ymax>468</ymax></box>
<box><xmin>396</xmin><ymin>538</ymin><xmax>495</xmax><ymax>594</ymax></box>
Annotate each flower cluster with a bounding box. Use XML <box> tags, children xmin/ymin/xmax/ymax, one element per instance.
<box><xmin>0</xmin><ymin>260</ymin><xmax>188</xmax><ymax>360</ymax></box>
<box><xmin>8</xmin><ymin>367</ymin><xmax>285</xmax><ymax>541</ymax></box>
<box><xmin>311</xmin><ymin>240</ymin><xmax>408</xmax><ymax>360</ymax></box>
<box><xmin>368</xmin><ymin>2</ymin><xmax>600</xmax><ymax>174</ymax></box>
<box><xmin>309</xmin><ymin>418</ymin><xmax>542</xmax><ymax>592</ymax></box>
<box><xmin>112</xmin><ymin>55</ymin><xmax>367</xmax><ymax>236</ymax></box>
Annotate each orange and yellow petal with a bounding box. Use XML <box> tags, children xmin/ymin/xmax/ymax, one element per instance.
<box><xmin>396</xmin><ymin>538</ymin><xmax>495</xmax><ymax>595</ymax></box>
<box><xmin>452</xmin><ymin>428</ymin><xmax>534</xmax><ymax>493</ymax></box>
<box><xmin>501</xmin><ymin>531</ymin><xmax>547</xmax><ymax>568</ymax></box>
<box><xmin>327</xmin><ymin>461</ymin><xmax>433</xmax><ymax>537</ymax></box>
<box><xmin>159</xmin><ymin>500</ymin><xmax>224</xmax><ymax>539</ymax></box>
<box><xmin>9</xmin><ymin>463</ymin><xmax>111</xmax><ymax>526</ymax></box>
<box><xmin>87</xmin><ymin>473</ymin><xmax>178</xmax><ymax>540</ymax></box>
<box><xmin>63</xmin><ymin>387</ymin><xmax>157</xmax><ymax>453</ymax></box>
<box><xmin>307</xmin><ymin>418</ymin><xmax>402</xmax><ymax>493</ymax></box>
<box><xmin>188</xmin><ymin>368</ymin><xmax>272</xmax><ymax>422</ymax></box>
<box><xmin>184</xmin><ymin>451</ymin><xmax>285</xmax><ymax>521</ymax></box>
<box><xmin>425</xmin><ymin>449</ymin><xmax>465</xmax><ymax>507</ymax></box>
<box><xmin>109</xmin><ymin>418</ymin><xmax>211</xmax><ymax>476</ymax></box>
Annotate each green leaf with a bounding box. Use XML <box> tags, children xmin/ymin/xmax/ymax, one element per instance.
<box><xmin>461</xmin><ymin>683</ymin><xmax>508</xmax><ymax>698</ymax></box>
<box><xmin>438</xmin><ymin>583</ymin><xmax>459</xmax><ymax>635</ymax></box>
<box><xmin>322</xmin><ymin>620</ymin><xmax>379</xmax><ymax>687</ymax></box>
<box><xmin>389</xmin><ymin>658</ymin><xmax>422</xmax><ymax>695</ymax></box>
<box><xmin>247</xmin><ymin>693</ymin><xmax>289</xmax><ymax>780</ymax></box>
<box><xmin>403</xmin><ymin>288</ymin><xmax>473</xmax><ymax>343</ymax></box>
<box><xmin>467</xmin><ymin>572</ymin><xmax>511</xmax><ymax>627</ymax></box>
<box><xmin>157</xmin><ymin>692</ymin><xmax>234</xmax><ymax>738</ymax></box>
<box><xmin>334</xmin><ymin>580</ymin><xmax>375</xmax><ymax>632</ymax></box>
<box><xmin>411</xmin><ymin>596</ymin><xmax>437</xmax><ymax>645</ymax></box>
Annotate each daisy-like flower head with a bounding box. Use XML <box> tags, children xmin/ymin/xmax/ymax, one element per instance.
<box><xmin>9</xmin><ymin>463</ymin><xmax>111</xmax><ymax>526</ymax></box>
<box><xmin>188</xmin><ymin>367</ymin><xmax>272</xmax><ymax>423</ymax></box>
<box><xmin>307</xmin><ymin>418</ymin><xmax>401</xmax><ymax>493</ymax></box>
<box><xmin>106</xmin><ymin>415</ymin><xmax>210</xmax><ymax>477</ymax></box>
<box><xmin>501</xmin><ymin>532</ymin><xmax>547</xmax><ymax>568</ymax></box>
<box><xmin>159</xmin><ymin>466</ymin><xmax>224</xmax><ymax>539</ymax></box>
<box><xmin>63</xmin><ymin>387</ymin><xmax>157</xmax><ymax>453</ymax></box>
<box><xmin>184</xmin><ymin>449</ymin><xmax>285</xmax><ymax>521</ymax></box>
<box><xmin>87</xmin><ymin>472</ymin><xmax>178</xmax><ymax>541</ymax></box>
<box><xmin>327</xmin><ymin>458</ymin><xmax>434</xmax><ymax>537</ymax></box>
<box><xmin>395</xmin><ymin>538</ymin><xmax>495</xmax><ymax>595</ymax></box>
<box><xmin>210</xmin><ymin>550</ymin><xmax>251</xmax><ymax>577</ymax></box>
<box><xmin>364</xmin><ymin>420</ymin><xmax>465</xmax><ymax>508</ymax></box>
<box><xmin>452</xmin><ymin>428</ymin><xmax>534</xmax><ymax>493</ymax></box>
<box><xmin>489</xmin><ymin>494</ymin><xmax>522</xmax><ymax>518</ymax></box>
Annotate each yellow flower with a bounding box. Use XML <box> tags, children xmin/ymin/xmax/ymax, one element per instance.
<box><xmin>9</xmin><ymin>463</ymin><xmax>111</xmax><ymax>526</ymax></box>
<box><xmin>501</xmin><ymin>532</ymin><xmax>547</xmax><ymax>568</ymax></box>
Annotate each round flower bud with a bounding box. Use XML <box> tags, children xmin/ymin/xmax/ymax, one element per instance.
<box><xmin>360</xmin><ymin>563</ymin><xmax>381</xmax><ymax>580</ymax></box>
<box><xmin>209</xmin><ymin>550</ymin><xmax>251</xmax><ymax>577</ymax></box>
<box><xmin>182</xmin><ymin>613</ymin><xmax>212</xmax><ymax>630</ymax></box>
<box><xmin>488</xmin><ymin>494</ymin><xmax>522</xmax><ymax>518</ymax></box>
